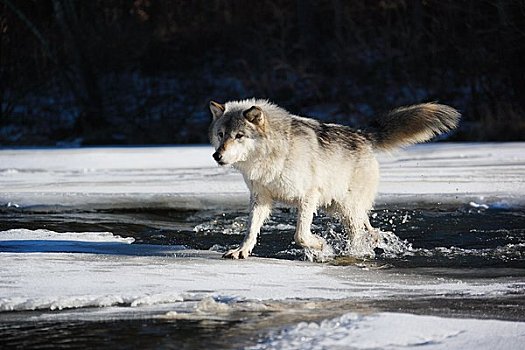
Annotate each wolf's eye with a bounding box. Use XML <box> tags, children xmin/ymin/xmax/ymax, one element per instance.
<box><xmin>217</xmin><ymin>132</ymin><xmax>224</xmax><ymax>139</ymax></box>
<box><xmin>235</xmin><ymin>133</ymin><xmax>244</xmax><ymax>140</ymax></box>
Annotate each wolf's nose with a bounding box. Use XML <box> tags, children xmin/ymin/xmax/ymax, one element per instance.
<box><xmin>213</xmin><ymin>152</ymin><xmax>222</xmax><ymax>162</ymax></box>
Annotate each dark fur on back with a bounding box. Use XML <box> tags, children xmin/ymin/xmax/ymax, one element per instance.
<box><xmin>368</xmin><ymin>103</ymin><xmax>460</xmax><ymax>150</ymax></box>
<box><xmin>290</xmin><ymin>117</ymin><xmax>370</xmax><ymax>151</ymax></box>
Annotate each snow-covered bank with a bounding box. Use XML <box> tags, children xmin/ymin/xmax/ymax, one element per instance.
<box><xmin>376</xmin><ymin>142</ymin><xmax>525</xmax><ymax>207</ymax></box>
<box><xmin>0</xmin><ymin>143</ymin><xmax>524</xmax><ymax>210</ymax></box>
<box><xmin>0</xmin><ymin>146</ymin><xmax>246</xmax><ymax>210</ymax></box>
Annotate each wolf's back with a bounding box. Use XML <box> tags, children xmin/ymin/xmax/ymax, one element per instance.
<box><xmin>369</xmin><ymin>103</ymin><xmax>460</xmax><ymax>151</ymax></box>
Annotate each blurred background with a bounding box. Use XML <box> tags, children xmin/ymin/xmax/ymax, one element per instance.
<box><xmin>1</xmin><ymin>0</ymin><xmax>524</xmax><ymax>146</ymax></box>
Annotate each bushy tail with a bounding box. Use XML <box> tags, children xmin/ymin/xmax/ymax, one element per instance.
<box><xmin>369</xmin><ymin>103</ymin><xmax>460</xmax><ymax>151</ymax></box>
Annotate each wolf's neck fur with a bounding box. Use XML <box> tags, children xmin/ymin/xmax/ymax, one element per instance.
<box><xmin>234</xmin><ymin>127</ymin><xmax>289</xmax><ymax>185</ymax></box>
<box><xmin>228</xmin><ymin>99</ymin><xmax>293</xmax><ymax>185</ymax></box>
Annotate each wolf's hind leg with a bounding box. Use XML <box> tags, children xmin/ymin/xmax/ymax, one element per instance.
<box><xmin>339</xmin><ymin>200</ymin><xmax>376</xmax><ymax>242</ymax></box>
<box><xmin>363</xmin><ymin>214</ymin><xmax>380</xmax><ymax>244</ymax></box>
<box><xmin>223</xmin><ymin>196</ymin><xmax>272</xmax><ymax>259</ymax></box>
<box><xmin>294</xmin><ymin>195</ymin><xmax>326</xmax><ymax>251</ymax></box>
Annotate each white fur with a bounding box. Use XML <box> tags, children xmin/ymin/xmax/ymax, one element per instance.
<box><xmin>209</xmin><ymin>99</ymin><xmax>460</xmax><ymax>259</ymax></box>
<box><xmin>210</xmin><ymin>99</ymin><xmax>380</xmax><ymax>259</ymax></box>
<box><xmin>220</xmin><ymin>137</ymin><xmax>256</xmax><ymax>164</ymax></box>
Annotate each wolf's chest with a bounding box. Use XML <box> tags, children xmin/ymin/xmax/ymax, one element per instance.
<box><xmin>246</xmin><ymin>170</ymin><xmax>310</xmax><ymax>204</ymax></box>
<box><xmin>237</xmin><ymin>157</ymin><xmax>313</xmax><ymax>201</ymax></box>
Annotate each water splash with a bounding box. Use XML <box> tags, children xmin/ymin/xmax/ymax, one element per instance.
<box><xmin>417</xmin><ymin>243</ymin><xmax>525</xmax><ymax>261</ymax></box>
<box><xmin>190</xmin><ymin>206</ymin><xmax>525</xmax><ymax>267</ymax></box>
<box><xmin>193</xmin><ymin>215</ymin><xmax>247</xmax><ymax>235</ymax></box>
<box><xmin>315</xmin><ymin>225</ymin><xmax>415</xmax><ymax>260</ymax></box>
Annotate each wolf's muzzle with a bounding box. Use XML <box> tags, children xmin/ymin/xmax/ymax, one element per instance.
<box><xmin>213</xmin><ymin>151</ymin><xmax>225</xmax><ymax>164</ymax></box>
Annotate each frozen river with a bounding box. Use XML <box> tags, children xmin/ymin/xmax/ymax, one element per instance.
<box><xmin>0</xmin><ymin>143</ymin><xmax>524</xmax><ymax>349</ymax></box>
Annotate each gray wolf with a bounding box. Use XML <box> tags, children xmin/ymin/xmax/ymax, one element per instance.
<box><xmin>208</xmin><ymin>99</ymin><xmax>460</xmax><ymax>259</ymax></box>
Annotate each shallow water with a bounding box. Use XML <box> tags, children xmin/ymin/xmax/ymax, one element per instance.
<box><xmin>2</xmin><ymin>204</ymin><xmax>523</xmax><ymax>268</ymax></box>
<box><xmin>1</xmin><ymin>204</ymin><xmax>524</xmax><ymax>348</ymax></box>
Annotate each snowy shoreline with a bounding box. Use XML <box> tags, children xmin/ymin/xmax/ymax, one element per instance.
<box><xmin>0</xmin><ymin>143</ymin><xmax>524</xmax><ymax>210</ymax></box>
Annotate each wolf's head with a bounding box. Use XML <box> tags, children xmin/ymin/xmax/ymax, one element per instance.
<box><xmin>208</xmin><ymin>100</ymin><xmax>266</xmax><ymax>166</ymax></box>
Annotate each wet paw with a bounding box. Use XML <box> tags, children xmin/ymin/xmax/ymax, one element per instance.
<box><xmin>222</xmin><ymin>247</ymin><xmax>251</xmax><ymax>259</ymax></box>
<box><xmin>314</xmin><ymin>236</ymin><xmax>328</xmax><ymax>251</ymax></box>
<box><xmin>295</xmin><ymin>234</ymin><xmax>327</xmax><ymax>251</ymax></box>
<box><xmin>304</xmin><ymin>243</ymin><xmax>335</xmax><ymax>262</ymax></box>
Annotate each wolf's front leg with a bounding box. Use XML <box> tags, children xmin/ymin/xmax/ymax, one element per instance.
<box><xmin>294</xmin><ymin>195</ymin><xmax>326</xmax><ymax>251</ymax></box>
<box><xmin>223</xmin><ymin>197</ymin><xmax>272</xmax><ymax>259</ymax></box>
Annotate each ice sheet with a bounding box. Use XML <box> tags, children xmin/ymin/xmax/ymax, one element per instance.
<box><xmin>1</xmin><ymin>229</ymin><xmax>522</xmax><ymax>312</ymax></box>
<box><xmin>0</xmin><ymin>228</ymin><xmax>134</xmax><ymax>243</ymax></box>
<box><xmin>251</xmin><ymin>312</ymin><xmax>525</xmax><ymax>350</ymax></box>
<box><xmin>1</xmin><ymin>143</ymin><xmax>524</xmax><ymax>210</ymax></box>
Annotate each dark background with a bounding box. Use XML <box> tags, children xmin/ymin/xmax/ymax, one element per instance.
<box><xmin>1</xmin><ymin>0</ymin><xmax>524</xmax><ymax>146</ymax></box>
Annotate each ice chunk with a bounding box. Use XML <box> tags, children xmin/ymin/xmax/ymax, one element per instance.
<box><xmin>0</xmin><ymin>228</ymin><xmax>134</xmax><ymax>243</ymax></box>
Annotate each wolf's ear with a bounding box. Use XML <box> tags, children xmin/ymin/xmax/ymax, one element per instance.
<box><xmin>243</xmin><ymin>106</ymin><xmax>264</xmax><ymax>126</ymax></box>
<box><xmin>209</xmin><ymin>101</ymin><xmax>225</xmax><ymax>120</ymax></box>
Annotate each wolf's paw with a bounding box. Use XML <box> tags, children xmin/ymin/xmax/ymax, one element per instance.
<box><xmin>348</xmin><ymin>229</ymin><xmax>381</xmax><ymax>258</ymax></box>
<box><xmin>222</xmin><ymin>247</ymin><xmax>251</xmax><ymax>259</ymax></box>
<box><xmin>304</xmin><ymin>242</ymin><xmax>335</xmax><ymax>262</ymax></box>
<box><xmin>313</xmin><ymin>235</ymin><xmax>328</xmax><ymax>251</ymax></box>
<box><xmin>295</xmin><ymin>234</ymin><xmax>327</xmax><ymax>251</ymax></box>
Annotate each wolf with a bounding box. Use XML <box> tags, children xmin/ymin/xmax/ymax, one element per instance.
<box><xmin>208</xmin><ymin>99</ymin><xmax>460</xmax><ymax>259</ymax></box>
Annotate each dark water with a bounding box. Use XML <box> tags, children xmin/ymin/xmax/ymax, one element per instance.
<box><xmin>1</xmin><ymin>204</ymin><xmax>524</xmax><ymax>268</ymax></box>
<box><xmin>0</xmin><ymin>319</ymin><xmax>239</xmax><ymax>350</ymax></box>
<box><xmin>1</xmin><ymin>204</ymin><xmax>524</xmax><ymax>349</ymax></box>
<box><xmin>2</xmin><ymin>322</ymin><xmax>224</xmax><ymax>350</ymax></box>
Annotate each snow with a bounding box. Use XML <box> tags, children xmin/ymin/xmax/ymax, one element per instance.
<box><xmin>0</xmin><ymin>143</ymin><xmax>524</xmax><ymax>210</ymax></box>
<box><xmin>0</xmin><ymin>146</ymin><xmax>246</xmax><ymax>210</ymax></box>
<box><xmin>375</xmin><ymin>142</ymin><xmax>525</xmax><ymax>206</ymax></box>
<box><xmin>0</xmin><ymin>143</ymin><xmax>524</xmax><ymax>345</ymax></box>
<box><xmin>0</xmin><ymin>228</ymin><xmax>135</xmax><ymax>243</ymax></box>
<box><xmin>0</xmin><ymin>229</ymin><xmax>522</xmax><ymax>312</ymax></box>
<box><xmin>251</xmin><ymin>312</ymin><xmax>525</xmax><ymax>350</ymax></box>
